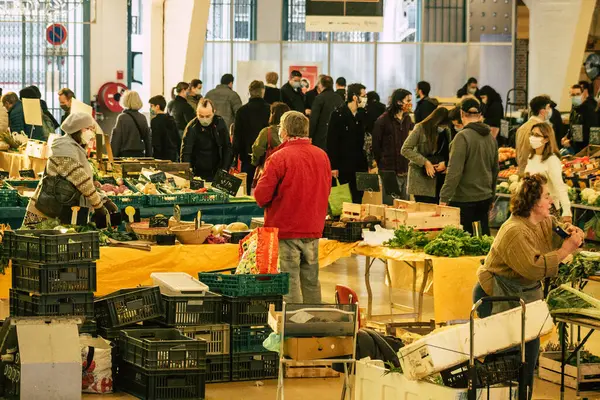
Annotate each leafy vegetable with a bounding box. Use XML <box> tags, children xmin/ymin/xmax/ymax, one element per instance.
<box><xmin>423</xmin><ymin>226</ymin><xmax>493</xmax><ymax>257</ymax></box>
<box><xmin>384</xmin><ymin>226</ymin><xmax>430</xmax><ymax>249</ymax></box>
<box><xmin>546</xmin><ymin>284</ymin><xmax>600</xmax><ymax>319</ymax></box>
<box><xmin>26</xmin><ymin>219</ymin><xmax>137</xmax><ymax>246</ymax></box>
<box><xmin>554</xmin><ymin>251</ymin><xmax>600</xmax><ymax>286</ymax></box>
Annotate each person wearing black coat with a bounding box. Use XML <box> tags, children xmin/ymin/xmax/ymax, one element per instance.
<box><xmin>549</xmin><ymin>100</ymin><xmax>564</xmax><ymax>146</ymax></box>
<box><xmin>304</xmin><ymin>81</ymin><xmax>322</xmax><ymax>115</ymax></box>
<box><xmin>280</xmin><ymin>70</ymin><xmax>305</xmax><ymax>113</ymax></box>
<box><xmin>167</xmin><ymin>82</ymin><xmax>196</xmax><ymax>138</ymax></box>
<box><xmin>562</xmin><ymin>84</ymin><xmax>599</xmax><ymax>153</ymax></box>
<box><xmin>232</xmin><ymin>81</ymin><xmax>271</xmax><ymax>194</ymax></box>
<box><xmin>181</xmin><ymin>99</ymin><xmax>232</xmax><ymax>182</ymax></box>
<box><xmin>264</xmin><ymin>72</ymin><xmax>281</xmax><ymax>105</ymax></box>
<box><xmin>414</xmin><ymin>81</ymin><xmax>439</xmax><ymax>124</ymax></box>
<box><xmin>309</xmin><ymin>76</ymin><xmax>344</xmax><ymax>151</ymax></box>
<box><xmin>149</xmin><ymin>95</ymin><xmax>181</xmax><ymax>162</ymax></box>
<box><xmin>457</xmin><ymin>77</ymin><xmax>479</xmax><ymax>98</ymax></box>
<box><xmin>479</xmin><ymin>85</ymin><xmax>504</xmax><ymax>138</ymax></box>
<box><xmin>20</xmin><ymin>85</ymin><xmax>59</xmax><ymax>140</ymax></box>
<box><xmin>327</xmin><ymin>83</ymin><xmax>369</xmax><ymax>204</ymax></box>
<box><xmin>364</xmin><ymin>91</ymin><xmax>386</xmax><ymax>134</ymax></box>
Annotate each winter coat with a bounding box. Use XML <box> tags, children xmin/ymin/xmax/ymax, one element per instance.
<box><xmin>280</xmin><ymin>82</ymin><xmax>305</xmax><ymax>113</ymax></box>
<box><xmin>309</xmin><ymin>89</ymin><xmax>344</xmax><ymax>150</ymax></box>
<box><xmin>482</xmin><ymin>100</ymin><xmax>504</xmax><ymax>128</ymax></box>
<box><xmin>264</xmin><ymin>86</ymin><xmax>281</xmax><ymax>105</ymax></box>
<box><xmin>233</xmin><ymin>97</ymin><xmax>271</xmax><ymax>164</ymax></box>
<box><xmin>251</xmin><ymin>125</ymin><xmax>281</xmax><ymax>167</ymax></box>
<box><xmin>439</xmin><ymin>122</ymin><xmax>499</xmax><ymax>203</ymax></box>
<box><xmin>186</xmin><ymin>94</ymin><xmax>202</xmax><ymax>111</ymax></box>
<box><xmin>181</xmin><ymin>115</ymin><xmax>232</xmax><ymax>181</ymax></box>
<box><xmin>110</xmin><ymin>110</ymin><xmax>152</xmax><ymax>158</ymax></box>
<box><xmin>151</xmin><ymin>113</ymin><xmax>181</xmax><ymax>162</ymax></box>
<box><xmin>304</xmin><ymin>87</ymin><xmax>319</xmax><ymax>111</ymax></box>
<box><xmin>414</xmin><ymin>97</ymin><xmax>439</xmax><ymax>124</ymax></box>
<box><xmin>372</xmin><ymin>111</ymin><xmax>414</xmax><ymax>174</ymax></box>
<box><xmin>254</xmin><ymin>138</ymin><xmax>331</xmax><ymax>240</ymax></box>
<box><xmin>204</xmin><ymin>84</ymin><xmax>243</xmax><ymax>130</ymax></box>
<box><xmin>8</xmin><ymin>101</ymin><xmax>28</xmax><ymax>135</ymax></box>
<box><xmin>167</xmin><ymin>96</ymin><xmax>196</xmax><ymax>133</ymax></box>
<box><xmin>401</xmin><ymin>124</ymin><xmax>451</xmax><ymax>198</ymax></box>
<box><xmin>566</xmin><ymin>98</ymin><xmax>598</xmax><ymax>152</ymax></box>
<box><xmin>364</xmin><ymin>101</ymin><xmax>386</xmax><ymax>134</ymax></box>
<box><xmin>335</xmin><ymin>89</ymin><xmax>346</xmax><ymax>101</ymax></box>
<box><xmin>326</xmin><ymin>105</ymin><xmax>369</xmax><ymax>173</ymax></box>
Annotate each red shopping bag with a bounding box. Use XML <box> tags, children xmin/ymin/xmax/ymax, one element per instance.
<box><xmin>236</xmin><ymin>227</ymin><xmax>280</xmax><ymax>274</ymax></box>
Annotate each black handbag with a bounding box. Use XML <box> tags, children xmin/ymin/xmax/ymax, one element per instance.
<box><xmin>35</xmin><ymin>174</ymin><xmax>81</xmax><ymax>218</ymax></box>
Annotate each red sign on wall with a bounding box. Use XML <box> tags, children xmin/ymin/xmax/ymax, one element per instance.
<box><xmin>289</xmin><ymin>65</ymin><xmax>319</xmax><ymax>93</ymax></box>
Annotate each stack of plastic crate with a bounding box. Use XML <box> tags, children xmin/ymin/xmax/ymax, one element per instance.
<box><xmin>6</xmin><ymin>230</ymin><xmax>99</xmax><ymax>323</ymax></box>
<box><xmin>151</xmin><ymin>272</ymin><xmax>230</xmax><ymax>384</ymax></box>
<box><xmin>199</xmin><ymin>272</ymin><xmax>289</xmax><ymax>382</ymax></box>
<box><xmin>117</xmin><ymin>328</ymin><xmax>207</xmax><ymax>400</ymax></box>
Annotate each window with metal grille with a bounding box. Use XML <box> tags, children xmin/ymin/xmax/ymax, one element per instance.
<box><xmin>422</xmin><ymin>0</ymin><xmax>466</xmax><ymax>42</ymax></box>
<box><xmin>207</xmin><ymin>0</ymin><xmax>257</xmax><ymax>41</ymax></box>
<box><xmin>0</xmin><ymin>0</ymin><xmax>90</xmax><ymax>121</ymax></box>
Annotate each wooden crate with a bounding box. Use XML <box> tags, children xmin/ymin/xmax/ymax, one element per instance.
<box><xmin>361</xmin><ymin>204</ymin><xmax>385</xmax><ymax>221</ymax></box>
<box><xmin>341</xmin><ymin>202</ymin><xmax>361</xmax><ymax>221</ymax></box>
<box><xmin>24</xmin><ymin>140</ymin><xmax>48</xmax><ymax>159</ymax></box>
<box><xmin>575</xmin><ymin>145</ymin><xmax>600</xmax><ymax>158</ymax></box>
<box><xmin>384</xmin><ymin>203</ymin><xmax>460</xmax><ymax>230</ymax></box>
<box><xmin>284</xmin><ymin>361</ymin><xmax>341</xmax><ymax>378</ymax></box>
<box><xmin>538</xmin><ymin>351</ymin><xmax>600</xmax><ymax>391</ymax></box>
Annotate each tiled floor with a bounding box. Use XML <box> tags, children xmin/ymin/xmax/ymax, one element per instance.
<box><xmin>90</xmin><ymin>255</ymin><xmax>600</xmax><ymax>399</ymax></box>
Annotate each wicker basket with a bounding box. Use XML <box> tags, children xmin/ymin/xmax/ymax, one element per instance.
<box><xmin>129</xmin><ymin>222</ymin><xmax>170</xmax><ymax>242</ymax></box>
<box><xmin>169</xmin><ymin>224</ymin><xmax>213</xmax><ymax>244</ymax></box>
<box><xmin>168</xmin><ymin>217</ymin><xmax>194</xmax><ymax>229</ymax></box>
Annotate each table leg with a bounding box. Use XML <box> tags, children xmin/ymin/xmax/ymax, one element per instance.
<box><xmin>385</xmin><ymin>260</ymin><xmax>393</xmax><ymax>317</ymax></box>
<box><xmin>560</xmin><ymin>322</ymin><xmax>566</xmax><ymax>400</ymax></box>
<box><xmin>418</xmin><ymin>260</ymin><xmax>432</xmax><ymax>322</ymax></box>
<box><xmin>365</xmin><ymin>256</ymin><xmax>373</xmax><ymax>319</ymax></box>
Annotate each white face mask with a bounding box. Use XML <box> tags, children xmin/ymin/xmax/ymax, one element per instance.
<box><xmin>358</xmin><ymin>96</ymin><xmax>367</xmax><ymax>109</ymax></box>
<box><xmin>546</xmin><ymin>108</ymin><xmax>553</xmax><ymax>121</ymax></box>
<box><xmin>81</xmin><ymin>129</ymin><xmax>95</xmax><ymax>144</ymax></box>
<box><xmin>199</xmin><ymin>117</ymin><xmax>213</xmax><ymax>127</ymax></box>
<box><xmin>529</xmin><ymin>136</ymin><xmax>545</xmax><ymax>149</ymax></box>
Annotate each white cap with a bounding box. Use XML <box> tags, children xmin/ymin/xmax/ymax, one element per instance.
<box><xmin>61</xmin><ymin>112</ymin><xmax>95</xmax><ymax>135</ymax></box>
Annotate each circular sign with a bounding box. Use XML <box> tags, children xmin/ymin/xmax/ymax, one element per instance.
<box><xmin>46</xmin><ymin>23</ymin><xmax>67</xmax><ymax>46</ymax></box>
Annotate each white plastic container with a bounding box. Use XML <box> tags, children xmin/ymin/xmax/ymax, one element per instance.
<box><xmin>355</xmin><ymin>359</ymin><xmax>518</xmax><ymax>400</ymax></box>
<box><xmin>150</xmin><ymin>272</ymin><xmax>208</xmax><ymax>296</ymax></box>
<box><xmin>399</xmin><ymin>300</ymin><xmax>554</xmax><ymax>381</ymax></box>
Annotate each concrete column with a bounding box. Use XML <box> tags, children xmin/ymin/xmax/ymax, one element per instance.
<box><xmin>526</xmin><ymin>0</ymin><xmax>595</xmax><ymax>110</ymax></box>
<box><xmin>163</xmin><ymin>0</ymin><xmax>210</xmax><ymax>96</ymax></box>
<box><xmin>141</xmin><ymin>0</ymin><xmax>165</xmax><ymax>101</ymax></box>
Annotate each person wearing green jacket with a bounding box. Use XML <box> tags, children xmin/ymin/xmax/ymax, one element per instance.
<box><xmin>251</xmin><ymin>102</ymin><xmax>290</xmax><ymax>167</ymax></box>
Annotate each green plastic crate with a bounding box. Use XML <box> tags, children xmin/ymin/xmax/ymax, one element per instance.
<box><xmin>231</xmin><ymin>325</ymin><xmax>274</xmax><ymax>353</ymax></box>
<box><xmin>198</xmin><ymin>273</ymin><xmax>289</xmax><ymax>297</ymax></box>
<box><xmin>0</xmin><ymin>184</ymin><xmax>19</xmax><ymax>206</ymax></box>
<box><xmin>146</xmin><ymin>192</ymin><xmax>190</xmax><ymax>206</ymax></box>
<box><xmin>187</xmin><ymin>190</ymin><xmax>229</xmax><ymax>205</ymax></box>
<box><xmin>99</xmin><ymin>178</ymin><xmax>146</xmax><ymax>209</ymax></box>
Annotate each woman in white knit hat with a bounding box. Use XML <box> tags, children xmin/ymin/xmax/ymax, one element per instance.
<box><xmin>23</xmin><ymin>112</ymin><xmax>117</xmax><ymax>226</ymax></box>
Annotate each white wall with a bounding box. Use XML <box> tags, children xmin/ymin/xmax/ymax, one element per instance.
<box><xmin>89</xmin><ymin>0</ymin><xmax>128</xmax><ymax>100</ymax></box>
<box><xmin>526</xmin><ymin>0</ymin><xmax>595</xmax><ymax>109</ymax></box>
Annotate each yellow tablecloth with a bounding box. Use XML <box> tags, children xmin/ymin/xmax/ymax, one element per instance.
<box><xmin>0</xmin><ymin>239</ymin><xmax>356</xmax><ymax>298</ymax></box>
<box><xmin>0</xmin><ymin>151</ymin><xmax>45</xmax><ymax>178</ymax></box>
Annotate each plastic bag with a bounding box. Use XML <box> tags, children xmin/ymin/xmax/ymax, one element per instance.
<box><xmin>236</xmin><ymin>227</ymin><xmax>280</xmax><ymax>274</ymax></box>
<box><xmin>262</xmin><ymin>332</ymin><xmax>281</xmax><ymax>353</ymax></box>
<box><xmin>329</xmin><ymin>179</ymin><xmax>352</xmax><ymax>217</ymax></box>
<box><xmin>81</xmin><ymin>335</ymin><xmax>113</xmax><ymax>394</ymax></box>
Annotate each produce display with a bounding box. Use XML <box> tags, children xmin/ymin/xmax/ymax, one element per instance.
<box><xmin>498</xmin><ymin>147</ymin><xmax>516</xmax><ymax>163</ymax></box>
<box><xmin>546</xmin><ymin>284</ymin><xmax>600</xmax><ymax>318</ymax></box>
<box><xmin>554</xmin><ymin>251</ymin><xmax>600</xmax><ymax>285</ymax></box>
<box><xmin>498</xmin><ymin>166</ymin><xmax>518</xmax><ymax>179</ymax></box>
<box><xmin>26</xmin><ymin>218</ymin><xmax>137</xmax><ymax>245</ymax></box>
<box><xmin>384</xmin><ymin>226</ymin><xmax>429</xmax><ymax>249</ymax></box>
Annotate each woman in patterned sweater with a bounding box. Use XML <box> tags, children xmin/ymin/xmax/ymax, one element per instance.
<box><xmin>24</xmin><ymin>113</ymin><xmax>117</xmax><ymax>226</ymax></box>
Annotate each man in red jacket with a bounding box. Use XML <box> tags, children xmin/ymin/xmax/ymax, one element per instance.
<box><xmin>254</xmin><ymin>111</ymin><xmax>331</xmax><ymax>304</ymax></box>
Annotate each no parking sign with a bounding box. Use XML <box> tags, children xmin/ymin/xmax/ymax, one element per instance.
<box><xmin>46</xmin><ymin>23</ymin><xmax>67</xmax><ymax>46</ymax></box>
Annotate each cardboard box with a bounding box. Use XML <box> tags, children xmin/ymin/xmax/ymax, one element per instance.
<box><xmin>284</xmin><ymin>361</ymin><xmax>341</xmax><ymax>378</ymax></box>
<box><xmin>284</xmin><ymin>337</ymin><xmax>354</xmax><ymax>361</ymax></box>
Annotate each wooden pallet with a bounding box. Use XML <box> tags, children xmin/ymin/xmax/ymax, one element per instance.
<box><xmin>284</xmin><ymin>361</ymin><xmax>341</xmax><ymax>378</ymax></box>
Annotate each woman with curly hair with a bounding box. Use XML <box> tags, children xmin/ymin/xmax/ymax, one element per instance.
<box><xmin>474</xmin><ymin>173</ymin><xmax>583</xmax><ymax>398</ymax></box>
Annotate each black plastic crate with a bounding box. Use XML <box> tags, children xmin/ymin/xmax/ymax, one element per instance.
<box><xmin>231</xmin><ymin>352</ymin><xmax>279</xmax><ymax>382</ymax></box>
<box><xmin>95</xmin><ymin>287</ymin><xmax>164</xmax><ymax>329</ymax></box>
<box><xmin>79</xmin><ymin>320</ymin><xmax>98</xmax><ymax>336</ymax></box>
<box><xmin>222</xmin><ymin>295</ymin><xmax>282</xmax><ymax>326</ymax></box>
<box><xmin>117</xmin><ymin>361</ymin><xmax>205</xmax><ymax>400</ymax></box>
<box><xmin>3</xmin><ymin>230</ymin><xmax>100</xmax><ymax>263</ymax></box>
<box><xmin>12</xmin><ymin>260</ymin><xmax>96</xmax><ymax>294</ymax></box>
<box><xmin>440</xmin><ymin>351</ymin><xmax>521</xmax><ymax>389</ymax></box>
<box><xmin>206</xmin><ymin>355</ymin><xmax>231</xmax><ymax>383</ymax></box>
<box><xmin>176</xmin><ymin>324</ymin><xmax>230</xmax><ymax>355</ymax></box>
<box><xmin>198</xmin><ymin>272</ymin><xmax>289</xmax><ymax>297</ymax></box>
<box><xmin>119</xmin><ymin>328</ymin><xmax>207</xmax><ymax>371</ymax></box>
<box><xmin>10</xmin><ymin>288</ymin><xmax>94</xmax><ymax>317</ymax></box>
<box><xmin>161</xmin><ymin>292</ymin><xmax>222</xmax><ymax>326</ymax></box>
<box><xmin>231</xmin><ymin>325</ymin><xmax>273</xmax><ymax>353</ymax></box>
<box><xmin>322</xmin><ymin>220</ymin><xmax>380</xmax><ymax>242</ymax></box>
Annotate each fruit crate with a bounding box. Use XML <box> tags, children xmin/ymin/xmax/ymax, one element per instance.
<box><xmin>10</xmin><ymin>288</ymin><xmax>94</xmax><ymax>317</ymax></box>
<box><xmin>117</xmin><ymin>361</ymin><xmax>206</xmax><ymax>400</ymax></box>
<box><xmin>95</xmin><ymin>287</ymin><xmax>164</xmax><ymax>329</ymax></box>
<box><xmin>231</xmin><ymin>352</ymin><xmax>279</xmax><ymax>382</ymax></box>
<box><xmin>0</xmin><ymin>184</ymin><xmax>19</xmax><ymax>207</ymax></box>
<box><xmin>99</xmin><ymin>178</ymin><xmax>147</xmax><ymax>209</ymax></box>
<box><xmin>3</xmin><ymin>230</ymin><xmax>100</xmax><ymax>263</ymax></box>
<box><xmin>222</xmin><ymin>295</ymin><xmax>283</xmax><ymax>326</ymax></box>
<box><xmin>146</xmin><ymin>192</ymin><xmax>191</xmax><ymax>207</ymax></box>
<box><xmin>198</xmin><ymin>272</ymin><xmax>290</xmax><ymax>297</ymax></box>
<box><xmin>161</xmin><ymin>292</ymin><xmax>222</xmax><ymax>326</ymax></box>
<box><xmin>322</xmin><ymin>220</ymin><xmax>380</xmax><ymax>242</ymax></box>
<box><xmin>231</xmin><ymin>325</ymin><xmax>273</xmax><ymax>353</ymax></box>
<box><xmin>176</xmin><ymin>324</ymin><xmax>230</xmax><ymax>355</ymax></box>
<box><xmin>12</xmin><ymin>260</ymin><xmax>97</xmax><ymax>294</ymax></box>
<box><xmin>206</xmin><ymin>355</ymin><xmax>231</xmax><ymax>383</ymax></box>
<box><xmin>119</xmin><ymin>328</ymin><xmax>207</xmax><ymax>371</ymax></box>
<box><xmin>188</xmin><ymin>190</ymin><xmax>229</xmax><ymax>205</ymax></box>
